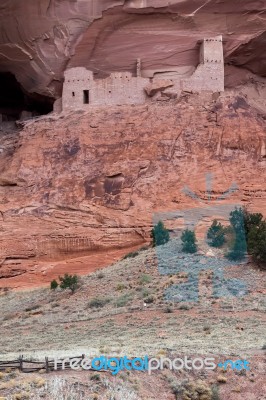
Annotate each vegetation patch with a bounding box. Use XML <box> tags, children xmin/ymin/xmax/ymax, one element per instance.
<box><xmin>88</xmin><ymin>297</ymin><xmax>111</xmax><ymax>309</ymax></box>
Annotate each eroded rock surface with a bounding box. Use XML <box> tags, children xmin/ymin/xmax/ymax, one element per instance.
<box><xmin>0</xmin><ymin>92</ymin><xmax>265</xmax><ymax>286</ymax></box>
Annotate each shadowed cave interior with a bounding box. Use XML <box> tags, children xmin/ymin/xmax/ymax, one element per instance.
<box><xmin>0</xmin><ymin>72</ymin><xmax>53</xmax><ymax>122</ymax></box>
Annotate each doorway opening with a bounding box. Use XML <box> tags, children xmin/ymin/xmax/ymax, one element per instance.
<box><xmin>83</xmin><ymin>90</ymin><xmax>89</xmax><ymax>104</ymax></box>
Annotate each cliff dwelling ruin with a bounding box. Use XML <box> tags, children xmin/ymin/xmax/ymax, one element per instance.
<box><xmin>59</xmin><ymin>35</ymin><xmax>224</xmax><ymax>112</ymax></box>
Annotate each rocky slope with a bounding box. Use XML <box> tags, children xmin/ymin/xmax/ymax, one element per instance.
<box><xmin>0</xmin><ymin>244</ymin><xmax>265</xmax><ymax>399</ymax></box>
<box><xmin>0</xmin><ymin>91</ymin><xmax>265</xmax><ymax>287</ymax></box>
<box><xmin>0</xmin><ymin>0</ymin><xmax>265</xmax><ymax>101</ymax></box>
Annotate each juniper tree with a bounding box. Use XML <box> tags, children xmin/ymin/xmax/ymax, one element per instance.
<box><xmin>181</xmin><ymin>229</ymin><xmax>197</xmax><ymax>254</ymax></box>
<box><xmin>59</xmin><ymin>273</ymin><xmax>79</xmax><ymax>294</ymax></box>
<box><xmin>248</xmin><ymin>220</ymin><xmax>266</xmax><ymax>267</ymax></box>
<box><xmin>226</xmin><ymin>208</ymin><xmax>247</xmax><ymax>261</ymax></box>
<box><xmin>207</xmin><ymin>219</ymin><xmax>226</xmax><ymax>248</ymax></box>
<box><xmin>151</xmin><ymin>220</ymin><xmax>170</xmax><ymax>247</ymax></box>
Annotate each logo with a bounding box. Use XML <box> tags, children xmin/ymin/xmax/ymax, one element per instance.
<box><xmin>53</xmin><ymin>355</ymin><xmax>250</xmax><ymax>375</ymax></box>
<box><xmin>153</xmin><ymin>173</ymin><xmax>248</xmax><ymax>302</ymax></box>
<box><xmin>217</xmin><ymin>359</ymin><xmax>250</xmax><ymax>371</ymax></box>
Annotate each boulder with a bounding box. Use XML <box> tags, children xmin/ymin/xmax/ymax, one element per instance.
<box><xmin>145</xmin><ymin>80</ymin><xmax>174</xmax><ymax>97</ymax></box>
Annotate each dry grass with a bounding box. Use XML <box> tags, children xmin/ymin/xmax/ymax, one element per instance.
<box><xmin>0</xmin><ymin>246</ymin><xmax>265</xmax><ymax>374</ymax></box>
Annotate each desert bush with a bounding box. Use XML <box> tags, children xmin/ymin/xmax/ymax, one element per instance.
<box><xmin>90</xmin><ymin>373</ymin><xmax>101</xmax><ymax>381</ymax></box>
<box><xmin>116</xmin><ymin>283</ymin><xmax>126</xmax><ymax>291</ymax></box>
<box><xmin>181</xmin><ymin>229</ymin><xmax>197</xmax><ymax>254</ymax></box>
<box><xmin>207</xmin><ymin>220</ymin><xmax>226</xmax><ymax>248</ymax></box>
<box><xmin>217</xmin><ymin>375</ymin><xmax>227</xmax><ymax>383</ymax></box>
<box><xmin>151</xmin><ymin>221</ymin><xmax>170</xmax><ymax>247</ymax></box>
<box><xmin>139</xmin><ymin>274</ymin><xmax>152</xmax><ymax>285</ymax></box>
<box><xmin>88</xmin><ymin>297</ymin><xmax>111</xmax><ymax>309</ymax></box>
<box><xmin>140</xmin><ymin>287</ymin><xmax>150</xmax><ymax>297</ymax></box>
<box><xmin>123</xmin><ymin>251</ymin><xmax>140</xmax><ymax>259</ymax></box>
<box><xmin>103</xmin><ymin>383</ymin><xmax>139</xmax><ymax>400</ymax></box>
<box><xmin>203</xmin><ymin>324</ymin><xmax>211</xmax><ymax>333</ymax></box>
<box><xmin>31</xmin><ymin>377</ymin><xmax>86</xmax><ymax>400</ymax></box>
<box><xmin>123</xmin><ymin>245</ymin><xmax>149</xmax><ymax>259</ymax></box>
<box><xmin>144</xmin><ymin>295</ymin><xmax>154</xmax><ymax>304</ymax></box>
<box><xmin>211</xmin><ymin>384</ymin><xmax>221</xmax><ymax>400</ymax></box>
<box><xmin>168</xmin><ymin>378</ymin><xmax>184</xmax><ymax>396</ymax></box>
<box><xmin>164</xmin><ymin>306</ymin><xmax>173</xmax><ymax>313</ymax></box>
<box><xmin>115</xmin><ymin>293</ymin><xmax>132</xmax><ymax>307</ymax></box>
<box><xmin>183</xmin><ymin>380</ymin><xmax>212</xmax><ymax>400</ymax></box>
<box><xmin>25</xmin><ymin>305</ymin><xmax>41</xmax><ymax>312</ymax></box>
<box><xmin>178</xmin><ymin>304</ymin><xmax>191</xmax><ymax>310</ymax></box>
<box><xmin>50</xmin><ymin>280</ymin><xmax>58</xmax><ymax>290</ymax></box>
<box><xmin>33</xmin><ymin>377</ymin><xmax>46</xmax><ymax>388</ymax></box>
<box><xmin>14</xmin><ymin>394</ymin><xmax>23</xmax><ymax>400</ymax></box>
<box><xmin>59</xmin><ymin>274</ymin><xmax>78</xmax><ymax>294</ymax></box>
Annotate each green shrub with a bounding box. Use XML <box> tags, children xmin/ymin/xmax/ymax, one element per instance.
<box><xmin>59</xmin><ymin>273</ymin><xmax>78</xmax><ymax>294</ymax></box>
<box><xmin>226</xmin><ymin>208</ymin><xmax>247</xmax><ymax>261</ymax></box>
<box><xmin>226</xmin><ymin>241</ymin><xmax>246</xmax><ymax>261</ymax></box>
<box><xmin>179</xmin><ymin>304</ymin><xmax>191</xmax><ymax>310</ymax></box>
<box><xmin>50</xmin><ymin>279</ymin><xmax>58</xmax><ymax>290</ymax></box>
<box><xmin>115</xmin><ymin>293</ymin><xmax>132</xmax><ymax>308</ymax></box>
<box><xmin>181</xmin><ymin>229</ymin><xmax>197</xmax><ymax>253</ymax></box>
<box><xmin>141</xmin><ymin>288</ymin><xmax>150</xmax><ymax>298</ymax></box>
<box><xmin>211</xmin><ymin>384</ymin><xmax>221</xmax><ymax>400</ymax></box>
<box><xmin>151</xmin><ymin>221</ymin><xmax>170</xmax><ymax>247</ymax></box>
<box><xmin>207</xmin><ymin>220</ymin><xmax>226</xmax><ymax>248</ymax></box>
<box><xmin>169</xmin><ymin>378</ymin><xmax>183</xmax><ymax>396</ymax></box>
<box><xmin>116</xmin><ymin>283</ymin><xmax>126</xmax><ymax>291</ymax></box>
<box><xmin>243</xmin><ymin>208</ymin><xmax>263</xmax><ymax>237</ymax></box>
<box><xmin>123</xmin><ymin>245</ymin><xmax>150</xmax><ymax>259</ymax></box>
<box><xmin>164</xmin><ymin>306</ymin><xmax>173</xmax><ymax>313</ymax></box>
<box><xmin>25</xmin><ymin>304</ymin><xmax>41</xmax><ymax>312</ymax></box>
<box><xmin>144</xmin><ymin>295</ymin><xmax>154</xmax><ymax>304</ymax></box>
<box><xmin>248</xmin><ymin>220</ymin><xmax>266</xmax><ymax>267</ymax></box>
<box><xmin>90</xmin><ymin>373</ymin><xmax>101</xmax><ymax>381</ymax></box>
<box><xmin>233</xmin><ymin>207</ymin><xmax>266</xmax><ymax>267</ymax></box>
<box><xmin>123</xmin><ymin>251</ymin><xmax>140</xmax><ymax>259</ymax></box>
<box><xmin>139</xmin><ymin>274</ymin><xmax>152</xmax><ymax>285</ymax></box>
<box><xmin>88</xmin><ymin>297</ymin><xmax>111</xmax><ymax>309</ymax></box>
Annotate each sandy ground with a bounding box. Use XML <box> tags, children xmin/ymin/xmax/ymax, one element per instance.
<box><xmin>0</xmin><ymin>244</ymin><xmax>144</xmax><ymax>290</ymax></box>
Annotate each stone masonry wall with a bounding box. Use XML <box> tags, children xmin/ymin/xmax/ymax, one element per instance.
<box><xmin>92</xmin><ymin>72</ymin><xmax>149</xmax><ymax>106</ymax></box>
<box><xmin>62</xmin><ymin>68</ymin><xmax>149</xmax><ymax>111</ymax></box>
<box><xmin>62</xmin><ymin>68</ymin><xmax>94</xmax><ymax>111</ymax></box>
<box><xmin>60</xmin><ymin>35</ymin><xmax>224</xmax><ymax>111</ymax></box>
<box><xmin>182</xmin><ymin>35</ymin><xmax>224</xmax><ymax>92</ymax></box>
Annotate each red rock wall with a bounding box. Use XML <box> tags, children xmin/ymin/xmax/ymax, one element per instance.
<box><xmin>0</xmin><ymin>93</ymin><xmax>265</xmax><ymax>278</ymax></box>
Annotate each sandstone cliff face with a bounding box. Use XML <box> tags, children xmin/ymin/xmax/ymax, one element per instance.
<box><xmin>0</xmin><ymin>0</ymin><xmax>265</xmax><ymax>100</ymax></box>
<box><xmin>0</xmin><ymin>92</ymin><xmax>265</xmax><ymax>287</ymax></box>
